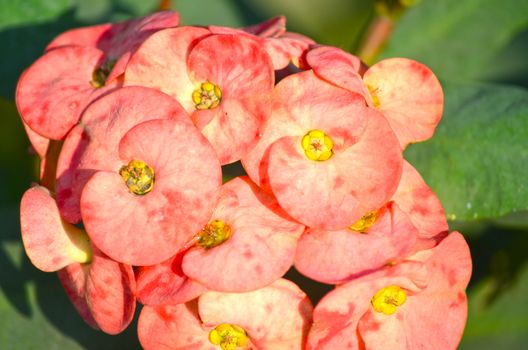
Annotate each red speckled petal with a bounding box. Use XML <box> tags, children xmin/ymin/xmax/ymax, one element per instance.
<box><xmin>199</xmin><ymin>279</ymin><xmax>313</xmax><ymax>349</ymax></box>
<box><xmin>138</xmin><ymin>303</ymin><xmax>216</xmax><ymax>350</ymax></box>
<box><xmin>363</xmin><ymin>58</ymin><xmax>444</xmax><ymax>148</ymax></box>
<box><xmin>295</xmin><ymin>203</ymin><xmax>418</xmax><ymax>284</ymax></box>
<box><xmin>244</xmin><ymin>16</ymin><xmax>286</xmax><ymax>37</ymax></box>
<box><xmin>359</xmin><ymin>232</ymin><xmax>471</xmax><ymax>350</ymax></box>
<box><xmin>136</xmin><ymin>251</ymin><xmax>207</xmax><ymax>306</ymax></box>
<box><xmin>182</xmin><ymin>177</ymin><xmax>304</xmax><ymax>292</ymax></box>
<box><xmin>46</xmin><ymin>23</ymin><xmax>112</xmax><ymax>50</ymax></box>
<box><xmin>57</xmin><ymin>264</ymin><xmax>99</xmax><ymax>330</ymax></box>
<box><xmin>85</xmin><ymin>247</ymin><xmax>136</xmax><ymax>335</ymax></box>
<box><xmin>187</xmin><ymin>34</ymin><xmax>274</xmax><ymax>164</ymax></box>
<box><xmin>268</xmin><ymin>107</ymin><xmax>402</xmax><ymax>229</ymax></box>
<box><xmin>20</xmin><ymin>186</ymin><xmax>91</xmax><ymax>272</ymax></box>
<box><xmin>124</xmin><ymin>26</ymin><xmax>210</xmax><ymax>112</ymax></box>
<box><xmin>16</xmin><ymin>46</ymin><xmax>105</xmax><ymax>140</ymax></box>
<box><xmin>81</xmin><ymin>119</ymin><xmax>221</xmax><ymax>265</ymax></box>
<box><xmin>242</xmin><ymin>70</ymin><xmax>367</xmax><ymax>192</ymax></box>
<box><xmin>307</xmin><ymin>46</ymin><xmax>371</xmax><ymax>102</ymax></box>
<box><xmin>307</xmin><ymin>262</ymin><xmax>427</xmax><ymax>350</ymax></box>
<box><xmin>392</xmin><ymin>160</ymin><xmax>448</xmax><ymax>240</ymax></box>
<box><xmin>56</xmin><ymin>86</ymin><xmax>189</xmax><ymax>223</ymax></box>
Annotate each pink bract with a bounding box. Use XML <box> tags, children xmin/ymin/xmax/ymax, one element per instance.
<box><xmin>138</xmin><ymin>279</ymin><xmax>313</xmax><ymax>350</ymax></box>
<box><xmin>307</xmin><ymin>46</ymin><xmax>443</xmax><ymax>149</ymax></box>
<box><xmin>243</xmin><ymin>70</ymin><xmax>402</xmax><ymax>229</ymax></box>
<box><xmin>307</xmin><ymin>232</ymin><xmax>471</xmax><ymax>350</ymax></box>
<box><xmin>56</xmin><ymin>86</ymin><xmax>189</xmax><ymax>223</ymax></box>
<box><xmin>124</xmin><ymin>27</ymin><xmax>274</xmax><ymax>164</ymax></box>
<box><xmin>58</xmin><ymin>246</ymin><xmax>136</xmax><ymax>335</ymax></box>
<box><xmin>182</xmin><ymin>176</ymin><xmax>305</xmax><ymax>292</ymax></box>
<box><xmin>80</xmin><ymin>118</ymin><xmax>221</xmax><ymax>266</ymax></box>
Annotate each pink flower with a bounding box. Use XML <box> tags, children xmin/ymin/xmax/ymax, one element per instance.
<box><xmin>307</xmin><ymin>46</ymin><xmax>444</xmax><ymax>149</ymax></box>
<box><xmin>242</xmin><ymin>69</ymin><xmax>403</xmax><ymax>229</ymax></box>
<box><xmin>138</xmin><ymin>279</ymin><xmax>313</xmax><ymax>350</ymax></box>
<box><xmin>295</xmin><ymin>160</ymin><xmax>448</xmax><ymax>283</ymax></box>
<box><xmin>20</xmin><ymin>186</ymin><xmax>136</xmax><ymax>334</ymax></box>
<box><xmin>80</xmin><ymin>118</ymin><xmax>221</xmax><ymax>266</ymax></box>
<box><xmin>124</xmin><ymin>27</ymin><xmax>274</xmax><ymax>164</ymax></box>
<box><xmin>16</xmin><ymin>11</ymin><xmax>179</xmax><ymax>140</ymax></box>
<box><xmin>307</xmin><ymin>232</ymin><xmax>471</xmax><ymax>350</ymax></box>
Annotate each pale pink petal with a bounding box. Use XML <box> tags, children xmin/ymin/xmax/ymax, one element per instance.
<box><xmin>56</xmin><ymin>86</ymin><xmax>189</xmax><ymax>223</ymax></box>
<box><xmin>20</xmin><ymin>186</ymin><xmax>91</xmax><ymax>272</ymax></box>
<box><xmin>295</xmin><ymin>203</ymin><xmax>418</xmax><ymax>284</ymax></box>
<box><xmin>199</xmin><ymin>279</ymin><xmax>313</xmax><ymax>349</ymax></box>
<box><xmin>22</xmin><ymin>121</ymin><xmax>49</xmax><ymax>158</ymax></box>
<box><xmin>46</xmin><ymin>23</ymin><xmax>112</xmax><ymax>50</ymax></box>
<box><xmin>85</xmin><ymin>247</ymin><xmax>136</xmax><ymax>334</ymax></box>
<box><xmin>124</xmin><ymin>26</ymin><xmax>210</xmax><ymax>112</ymax></box>
<box><xmin>138</xmin><ymin>303</ymin><xmax>216</xmax><ymax>350</ymax></box>
<box><xmin>16</xmin><ymin>46</ymin><xmax>105</xmax><ymax>140</ymax></box>
<box><xmin>182</xmin><ymin>177</ymin><xmax>304</xmax><ymax>292</ymax></box>
<box><xmin>81</xmin><ymin>119</ymin><xmax>221</xmax><ymax>265</ymax></box>
<box><xmin>363</xmin><ymin>58</ymin><xmax>443</xmax><ymax>148</ymax></box>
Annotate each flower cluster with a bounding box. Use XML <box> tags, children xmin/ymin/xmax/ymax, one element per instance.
<box><xmin>17</xmin><ymin>10</ymin><xmax>471</xmax><ymax>349</ymax></box>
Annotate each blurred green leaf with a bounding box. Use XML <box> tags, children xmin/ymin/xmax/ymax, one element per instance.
<box><xmin>405</xmin><ymin>82</ymin><xmax>528</xmax><ymax>221</ymax></box>
<box><xmin>382</xmin><ymin>0</ymin><xmax>528</xmax><ymax>81</ymax></box>
<box><xmin>173</xmin><ymin>0</ymin><xmax>245</xmax><ymax>27</ymax></box>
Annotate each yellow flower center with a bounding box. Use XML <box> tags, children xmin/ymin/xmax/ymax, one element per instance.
<box><xmin>192</xmin><ymin>81</ymin><xmax>222</xmax><ymax>110</ymax></box>
<box><xmin>371</xmin><ymin>285</ymin><xmax>407</xmax><ymax>315</ymax></box>
<box><xmin>119</xmin><ymin>159</ymin><xmax>155</xmax><ymax>195</ymax></box>
<box><xmin>197</xmin><ymin>219</ymin><xmax>232</xmax><ymax>249</ymax></box>
<box><xmin>301</xmin><ymin>129</ymin><xmax>334</xmax><ymax>161</ymax></box>
<box><xmin>90</xmin><ymin>59</ymin><xmax>116</xmax><ymax>88</ymax></box>
<box><xmin>349</xmin><ymin>210</ymin><xmax>379</xmax><ymax>233</ymax></box>
<box><xmin>209</xmin><ymin>324</ymin><xmax>249</xmax><ymax>350</ymax></box>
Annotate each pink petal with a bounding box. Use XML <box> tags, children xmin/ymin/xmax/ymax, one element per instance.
<box><xmin>22</xmin><ymin>120</ymin><xmax>49</xmax><ymax>158</ymax></box>
<box><xmin>138</xmin><ymin>303</ymin><xmax>215</xmax><ymax>350</ymax></box>
<box><xmin>124</xmin><ymin>26</ymin><xmax>211</xmax><ymax>112</ymax></box>
<box><xmin>56</xmin><ymin>86</ymin><xmax>189</xmax><ymax>223</ymax></box>
<box><xmin>136</xmin><ymin>251</ymin><xmax>207</xmax><ymax>306</ymax></box>
<box><xmin>81</xmin><ymin>119</ymin><xmax>221</xmax><ymax>265</ymax></box>
<box><xmin>243</xmin><ymin>16</ymin><xmax>286</xmax><ymax>37</ymax></box>
<box><xmin>268</xmin><ymin>107</ymin><xmax>402</xmax><ymax>229</ymax></box>
<box><xmin>46</xmin><ymin>23</ymin><xmax>112</xmax><ymax>50</ymax></box>
<box><xmin>85</xmin><ymin>247</ymin><xmax>136</xmax><ymax>334</ymax></box>
<box><xmin>57</xmin><ymin>263</ymin><xmax>99</xmax><ymax>330</ymax></box>
<box><xmin>295</xmin><ymin>202</ymin><xmax>418</xmax><ymax>284</ymax></box>
<box><xmin>182</xmin><ymin>177</ymin><xmax>304</xmax><ymax>292</ymax></box>
<box><xmin>363</xmin><ymin>58</ymin><xmax>443</xmax><ymax>148</ymax></box>
<box><xmin>392</xmin><ymin>160</ymin><xmax>448</xmax><ymax>240</ymax></box>
<box><xmin>199</xmin><ymin>279</ymin><xmax>313</xmax><ymax>349</ymax></box>
<box><xmin>307</xmin><ymin>46</ymin><xmax>370</xmax><ymax>102</ymax></box>
<box><xmin>16</xmin><ymin>46</ymin><xmax>105</xmax><ymax>140</ymax></box>
<box><xmin>20</xmin><ymin>186</ymin><xmax>91</xmax><ymax>272</ymax></box>
<box><xmin>187</xmin><ymin>34</ymin><xmax>274</xmax><ymax>164</ymax></box>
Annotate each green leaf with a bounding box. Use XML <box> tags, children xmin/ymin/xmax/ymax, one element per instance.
<box><xmin>404</xmin><ymin>82</ymin><xmax>528</xmax><ymax>221</ymax></box>
<box><xmin>381</xmin><ymin>0</ymin><xmax>528</xmax><ymax>81</ymax></box>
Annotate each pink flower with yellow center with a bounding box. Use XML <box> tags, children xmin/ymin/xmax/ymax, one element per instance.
<box><xmin>138</xmin><ymin>279</ymin><xmax>313</xmax><ymax>350</ymax></box>
<box><xmin>242</xmin><ymin>69</ymin><xmax>403</xmax><ymax>229</ymax></box>
<box><xmin>20</xmin><ymin>186</ymin><xmax>136</xmax><ymax>334</ymax></box>
<box><xmin>295</xmin><ymin>160</ymin><xmax>448</xmax><ymax>283</ymax></box>
<box><xmin>15</xmin><ymin>11</ymin><xmax>179</xmax><ymax>140</ymax></box>
<box><xmin>124</xmin><ymin>26</ymin><xmax>274</xmax><ymax>164</ymax></box>
<box><xmin>55</xmin><ymin>86</ymin><xmax>189</xmax><ymax>224</ymax></box>
<box><xmin>307</xmin><ymin>232</ymin><xmax>471</xmax><ymax>350</ymax></box>
<box><xmin>307</xmin><ymin>46</ymin><xmax>444</xmax><ymax>149</ymax></box>
<box><xmin>80</xmin><ymin>118</ymin><xmax>221</xmax><ymax>266</ymax></box>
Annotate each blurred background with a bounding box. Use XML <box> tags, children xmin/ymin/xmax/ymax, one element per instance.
<box><xmin>1</xmin><ymin>0</ymin><xmax>527</xmax><ymax>348</ymax></box>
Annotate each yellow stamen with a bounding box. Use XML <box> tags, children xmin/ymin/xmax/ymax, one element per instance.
<box><xmin>366</xmin><ymin>83</ymin><xmax>381</xmax><ymax>107</ymax></box>
<box><xmin>197</xmin><ymin>219</ymin><xmax>232</xmax><ymax>249</ymax></box>
<box><xmin>349</xmin><ymin>211</ymin><xmax>379</xmax><ymax>233</ymax></box>
<box><xmin>301</xmin><ymin>129</ymin><xmax>334</xmax><ymax>161</ymax></box>
<box><xmin>119</xmin><ymin>159</ymin><xmax>155</xmax><ymax>195</ymax></box>
<box><xmin>90</xmin><ymin>59</ymin><xmax>116</xmax><ymax>88</ymax></box>
<box><xmin>371</xmin><ymin>285</ymin><xmax>407</xmax><ymax>315</ymax></box>
<box><xmin>209</xmin><ymin>324</ymin><xmax>249</xmax><ymax>350</ymax></box>
<box><xmin>192</xmin><ymin>81</ymin><xmax>222</xmax><ymax>110</ymax></box>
